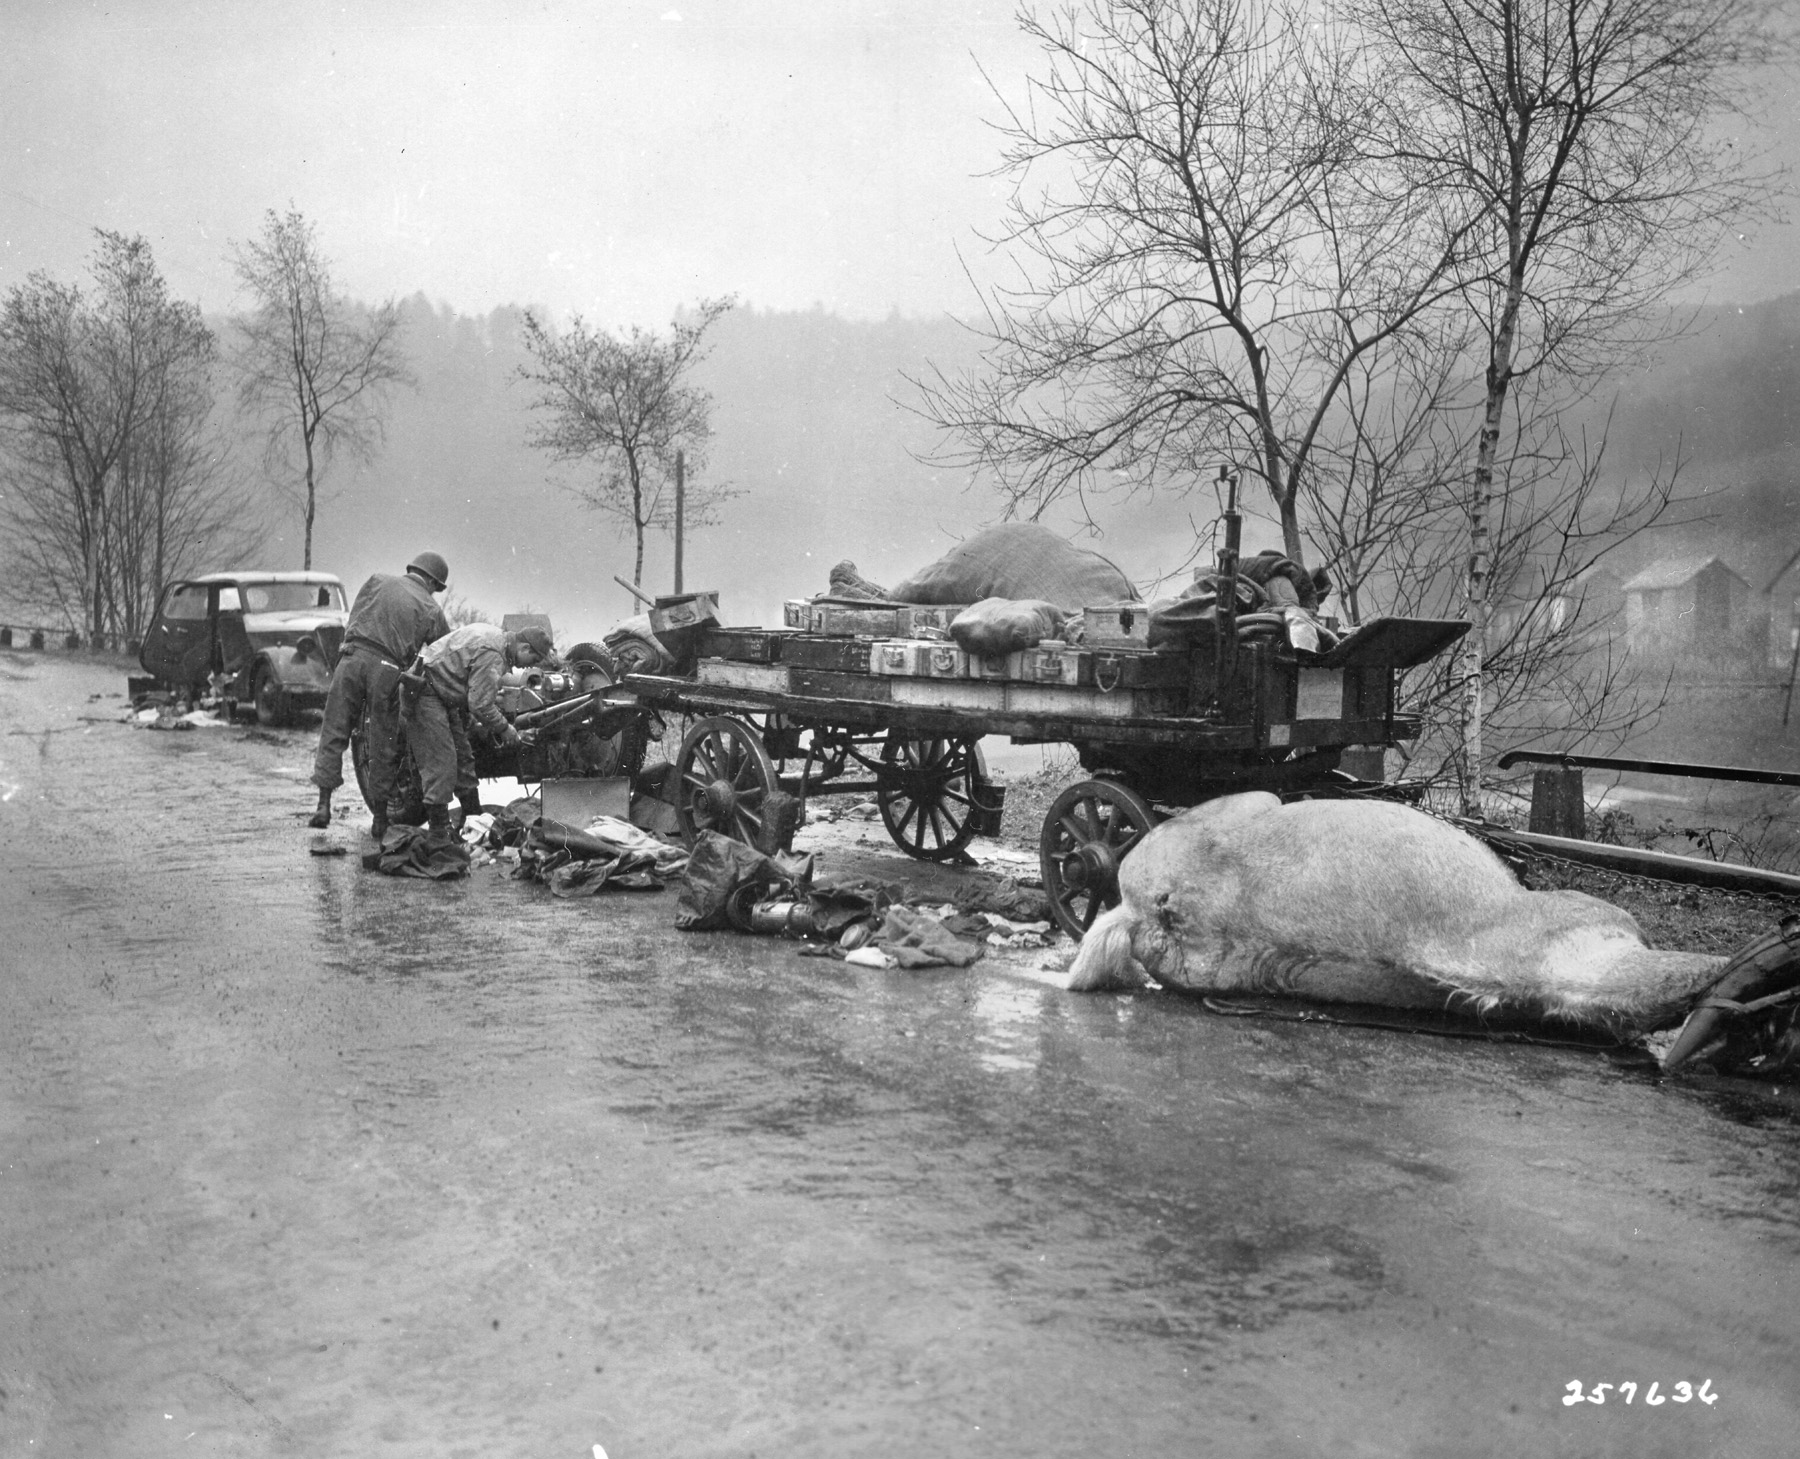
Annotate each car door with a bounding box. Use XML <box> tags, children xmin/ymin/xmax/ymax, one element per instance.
<box><xmin>213</xmin><ymin>583</ymin><xmax>253</xmax><ymax>686</ymax></box>
<box><xmin>143</xmin><ymin>581</ymin><xmax>211</xmax><ymax>686</ymax></box>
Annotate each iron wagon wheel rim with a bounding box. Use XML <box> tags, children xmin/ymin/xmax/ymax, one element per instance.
<box><xmin>1039</xmin><ymin>778</ymin><xmax>1156</xmax><ymax>940</ymax></box>
<box><xmin>876</xmin><ymin>733</ymin><xmax>985</xmax><ymax>862</ymax></box>
<box><xmin>674</xmin><ymin>714</ymin><xmax>778</xmax><ymax>848</ymax></box>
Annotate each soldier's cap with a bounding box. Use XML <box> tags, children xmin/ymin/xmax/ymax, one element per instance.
<box><xmin>507</xmin><ymin>627</ymin><xmax>554</xmax><ymax>662</ymax></box>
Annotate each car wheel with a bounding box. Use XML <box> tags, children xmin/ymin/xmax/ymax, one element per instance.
<box><xmin>253</xmin><ymin>666</ymin><xmax>291</xmax><ymax>728</ymax></box>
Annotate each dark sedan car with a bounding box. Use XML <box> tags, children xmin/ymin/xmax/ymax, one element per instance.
<box><xmin>139</xmin><ymin>571</ymin><xmax>349</xmax><ymax>725</ymax></box>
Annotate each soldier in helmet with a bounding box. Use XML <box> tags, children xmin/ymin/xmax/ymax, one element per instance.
<box><xmin>404</xmin><ymin>623</ymin><xmax>551</xmax><ymax>842</ymax></box>
<box><xmin>308</xmin><ymin>552</ymin><xmax>452</xmax><ymax>837</ymax></box>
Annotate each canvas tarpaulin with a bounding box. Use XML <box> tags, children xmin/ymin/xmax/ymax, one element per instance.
<box><xmin>888</xmin><ymin>523</ymin><xmax>1137</xmax><ymax>610</ymax></box>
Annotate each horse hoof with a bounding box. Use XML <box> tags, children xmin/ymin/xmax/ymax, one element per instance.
<box><xmin>1663</xmin><ymin>915</ymin><xmax>1800</xmax><ymax>1073</ymax></box>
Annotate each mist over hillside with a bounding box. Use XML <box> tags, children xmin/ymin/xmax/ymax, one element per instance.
<box><xmin>1602</xmin><ymin>294</ymin><xmax>1800</xmax><ymax>595</ymax></box>
<box><xmin>276</xmin><ymin>300</ymin><xmax>1261</xmax><ymax>647</ymax></box>
<box><xmin>252</xmin><ymin>292</ymin><xmax>1800</xmax><ymax>649</ymax></box>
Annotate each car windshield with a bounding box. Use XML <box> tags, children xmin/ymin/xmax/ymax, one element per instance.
<box><xmin>239</xmin><ymin>582</ymin><xmax>345</xmax><ymax>613</ymax></box>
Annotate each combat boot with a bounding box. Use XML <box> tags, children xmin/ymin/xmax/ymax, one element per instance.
<box><xmin>369</xmin><ymin>810</ymin><xmax>389</xmax><ymax>843</ymax></box>
<box><xmin>425</xmin><ymin>802</ymin><xmax>454</xmax><ymax>849</ymax></box>
<box><xmin>307</xmin><ymin>789</ymin><xmax>332</xmax><ymax>829</ymax></box>
<box><xmin>454</xmin><ymin>787</ymin><xmax>485</xmax><ymax>826</ymax></box>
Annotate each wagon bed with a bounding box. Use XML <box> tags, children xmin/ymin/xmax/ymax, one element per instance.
<box><xmin>620</xmin><ymin>612</ymin><xmax>1468</xmax><ymax>938</ymax></box>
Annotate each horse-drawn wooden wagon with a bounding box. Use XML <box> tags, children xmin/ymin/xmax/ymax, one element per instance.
<box><xmin>619</xmin><ymin>599</ymin><xmax>1469</xmax><ymax>939</ymax></box>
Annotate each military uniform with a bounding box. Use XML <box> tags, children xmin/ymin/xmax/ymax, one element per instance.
<box><xmin>310</xmin><ymin>572</ymin><xmax>450</xmax><ymax>814</ymax></box>
<box><xmin>407</xmin><ymin>623</ymin><xmax>518</xmax><ymax>807</ymax></box>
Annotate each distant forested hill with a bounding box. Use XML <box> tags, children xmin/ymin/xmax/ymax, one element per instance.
<box><xmin>257</xmin><ymin>291</ymin><xmax>1799</xmax><ymax>646</ymax></box>
<box><xmin>290</xmin><ymin>299</ymin><xmax>1197</xmax><ymax>645</ymax></box>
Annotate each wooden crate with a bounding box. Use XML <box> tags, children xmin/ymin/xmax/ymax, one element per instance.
<box><xmin>1092</xmin><ymin>649</ymin><xmax>1190</xmax><ymax>690</ymax></box>
<box><xmin>696</xmin><ymin>627</ymin><xmax>792</xmax><ymax>664</ymax></box>
<box><xmin>813</xmin><ymin>604</ymin><xmax>903</xmax><ymax>637</ymax></box>
<box><xmin>782</xmin><ymin>636</ymin><xmax>874</xmax><ymax>674</ymax></box>
<box><xmin>694</xmin><ymin>660</ymin><xmax>791</xmax><ymax>693</ymax></box>
<box><xmin>648</xmin><ymin>592</ymin><xmax>720</xmax><ymax>636</ymax></box>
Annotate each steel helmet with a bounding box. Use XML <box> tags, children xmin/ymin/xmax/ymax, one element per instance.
<box><xmin>406</xmin><ymin>552</ymin><xmax>449</xmax><ymax>591</ymax></box>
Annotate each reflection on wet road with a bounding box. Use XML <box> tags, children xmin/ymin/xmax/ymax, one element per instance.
<box><xmin>3</xmin><ymin>655</ymin><xmax>1798</xmax><ymax>1458</ymax></box>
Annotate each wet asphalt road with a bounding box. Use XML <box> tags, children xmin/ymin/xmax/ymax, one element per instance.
<box><xmin>3</xmin><ymin>651</ymin><xmax>1799</xmax><ymax>1459</ymax></box>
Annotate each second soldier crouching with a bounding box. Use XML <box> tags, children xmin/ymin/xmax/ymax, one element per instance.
<box><xmin>404</xmin><ymin>624</ymin><xmax>552</xmax><ymax>844</ymax></box>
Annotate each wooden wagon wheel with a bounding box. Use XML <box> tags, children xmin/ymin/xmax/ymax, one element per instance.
<box><xmin>877</xmin><ymin>733</ymin><xmax>987</xmax><ymax>861</ymax></box>
<box><xmin>673</xmin><ymin>714</ymin><xmax>778</xmax><ymax>848</ymax></box>
<box><xmin>1039</xmin><ymin>778</ymin><xmax>1157</xmax><ymax>939</ymax></box>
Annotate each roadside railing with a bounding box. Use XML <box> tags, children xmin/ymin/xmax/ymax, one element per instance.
<box><xmin>0</xmin><ymin>624</ymin><xmax>141</xmax><ymax>654</ymax></box>
<box><xmin>1479</xmin><ymin>749</ymin><xmax>1800</xmax><ymax>898</ymax></box>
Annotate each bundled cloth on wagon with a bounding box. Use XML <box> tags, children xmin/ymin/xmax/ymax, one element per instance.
<box><xmin>819</xmin><ymin>522</ymin><xmax>1136</xmax><ymax>656</ymax></box>
<box><xmin>815</xmin><ymin>524</ymin><xmax>1341</xmax><ymax>658</ymax></box>
<box><xmin>1142</xmin><ymin>551</ymin><xmax>1342</xmax><ymax>656</ymax></box>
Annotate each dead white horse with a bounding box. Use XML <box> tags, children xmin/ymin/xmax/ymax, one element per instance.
<box><xmin>1067</xmin><ymin>792</ymin><xmax>1729</xmax><ymax>1036</ymax></box>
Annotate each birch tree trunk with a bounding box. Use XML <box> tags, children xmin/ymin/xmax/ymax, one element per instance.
<box><xmin>1463</xmin><ymin>271</ymin><xmax>1523</xmax><ymax>816</ymax></box>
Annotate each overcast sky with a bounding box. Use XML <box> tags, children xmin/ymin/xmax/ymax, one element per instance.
<box><xmin>1</xmin><ymin>0</ymin><xmax>1795</xmax><ymax>329</ymax></box>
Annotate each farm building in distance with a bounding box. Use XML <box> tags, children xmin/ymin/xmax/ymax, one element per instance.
<box><xmin>1621</xmin><ymin>554</ymin><xmax>1767</xmax><ymax>662</ymax></box>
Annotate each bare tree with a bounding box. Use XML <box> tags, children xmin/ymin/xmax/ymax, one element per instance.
<box><xmin>1294</xmin><ymin>315</ymin><xmax>1697</xmax><ymax>794</ymax></box>
<box><xmin>229</xmin><ymin>208</ymin><xmax>413</xmax><ymax>569</ymax></box>
<box><xmin>916</xmin><ymin>0</ymin><xmax>1472</xmax><ymax>565</ymax></box>
<box><xmin>1357</xmin><ymin>0</ymin><xmax>1781</xmax><ymax>808</ymax></box>
<box><xmin>1310</xmin><ymin>368</ymin><xmax>1691</xmax><ymax>789</ymax></box>
<box><xmin>917</xmin><ymin>0</ymin><xmax>1776</xmax><ymax>792</ymax></box>
<box><xmin>516</xmin><ymin>298</ymin><xmax>735</xmax><ymax>590</ymax></box>
<box><xmin>0</xmin><ymin>231</ymin><xmax>250</xmax><ymax>642</ymax></box>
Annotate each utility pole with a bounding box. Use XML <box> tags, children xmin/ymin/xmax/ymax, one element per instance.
<box><xmin>673</xmin><ymin>449</ymin><xmax>685</xmax><ymax>595</ymax></box>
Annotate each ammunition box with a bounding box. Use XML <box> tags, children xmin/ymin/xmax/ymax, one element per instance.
<box><xmin>782</xmin><ymin>599</ymin><xmax>814</xmax><ymax>629</ymax></box>
<box><xmin>696</xmin><ymin>627</ymin><xmax>791</xmax><ymax>664</ymax></box>
<box><xmin>924</xmin><ymin>642</ymin><xmax>971</xmax><ymax>678</ymax></box>
<box><xmin>896</xmin><ymin>604</ymin><xmax>967</xmax><ymax>637</ymax></box>
<box><xmin>647</xmin><ymin>592</ymin><xmax>720</xmax><ymax>636</ymax></box>
<box><xmin>782</xmin><ymin>636</ymin><xmax>874</xmax><ymax>674</ymax></box>
<box><xmin>1083</xmin><ymin>601</ymin><xmax>1151</xmax><ymax>649</ymax></box>
<box><xmin>869</xmin><ymin>640</ymin><xmax>937</xmax><ymax>677</ymax></box>
<box><xmin>1015</xmin><ymin>642</ymin><xmax>1091</xmax><ymax>686</ymax></box>
<box><xmin>969</xmin><ymin>651</ymin><xmax>1022</xmax><ymax>681</ymax></box>
<box><xmin>812</xmin><ymin>604</ymin><xmax>902</xmax><ymax>638</ymax></box>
